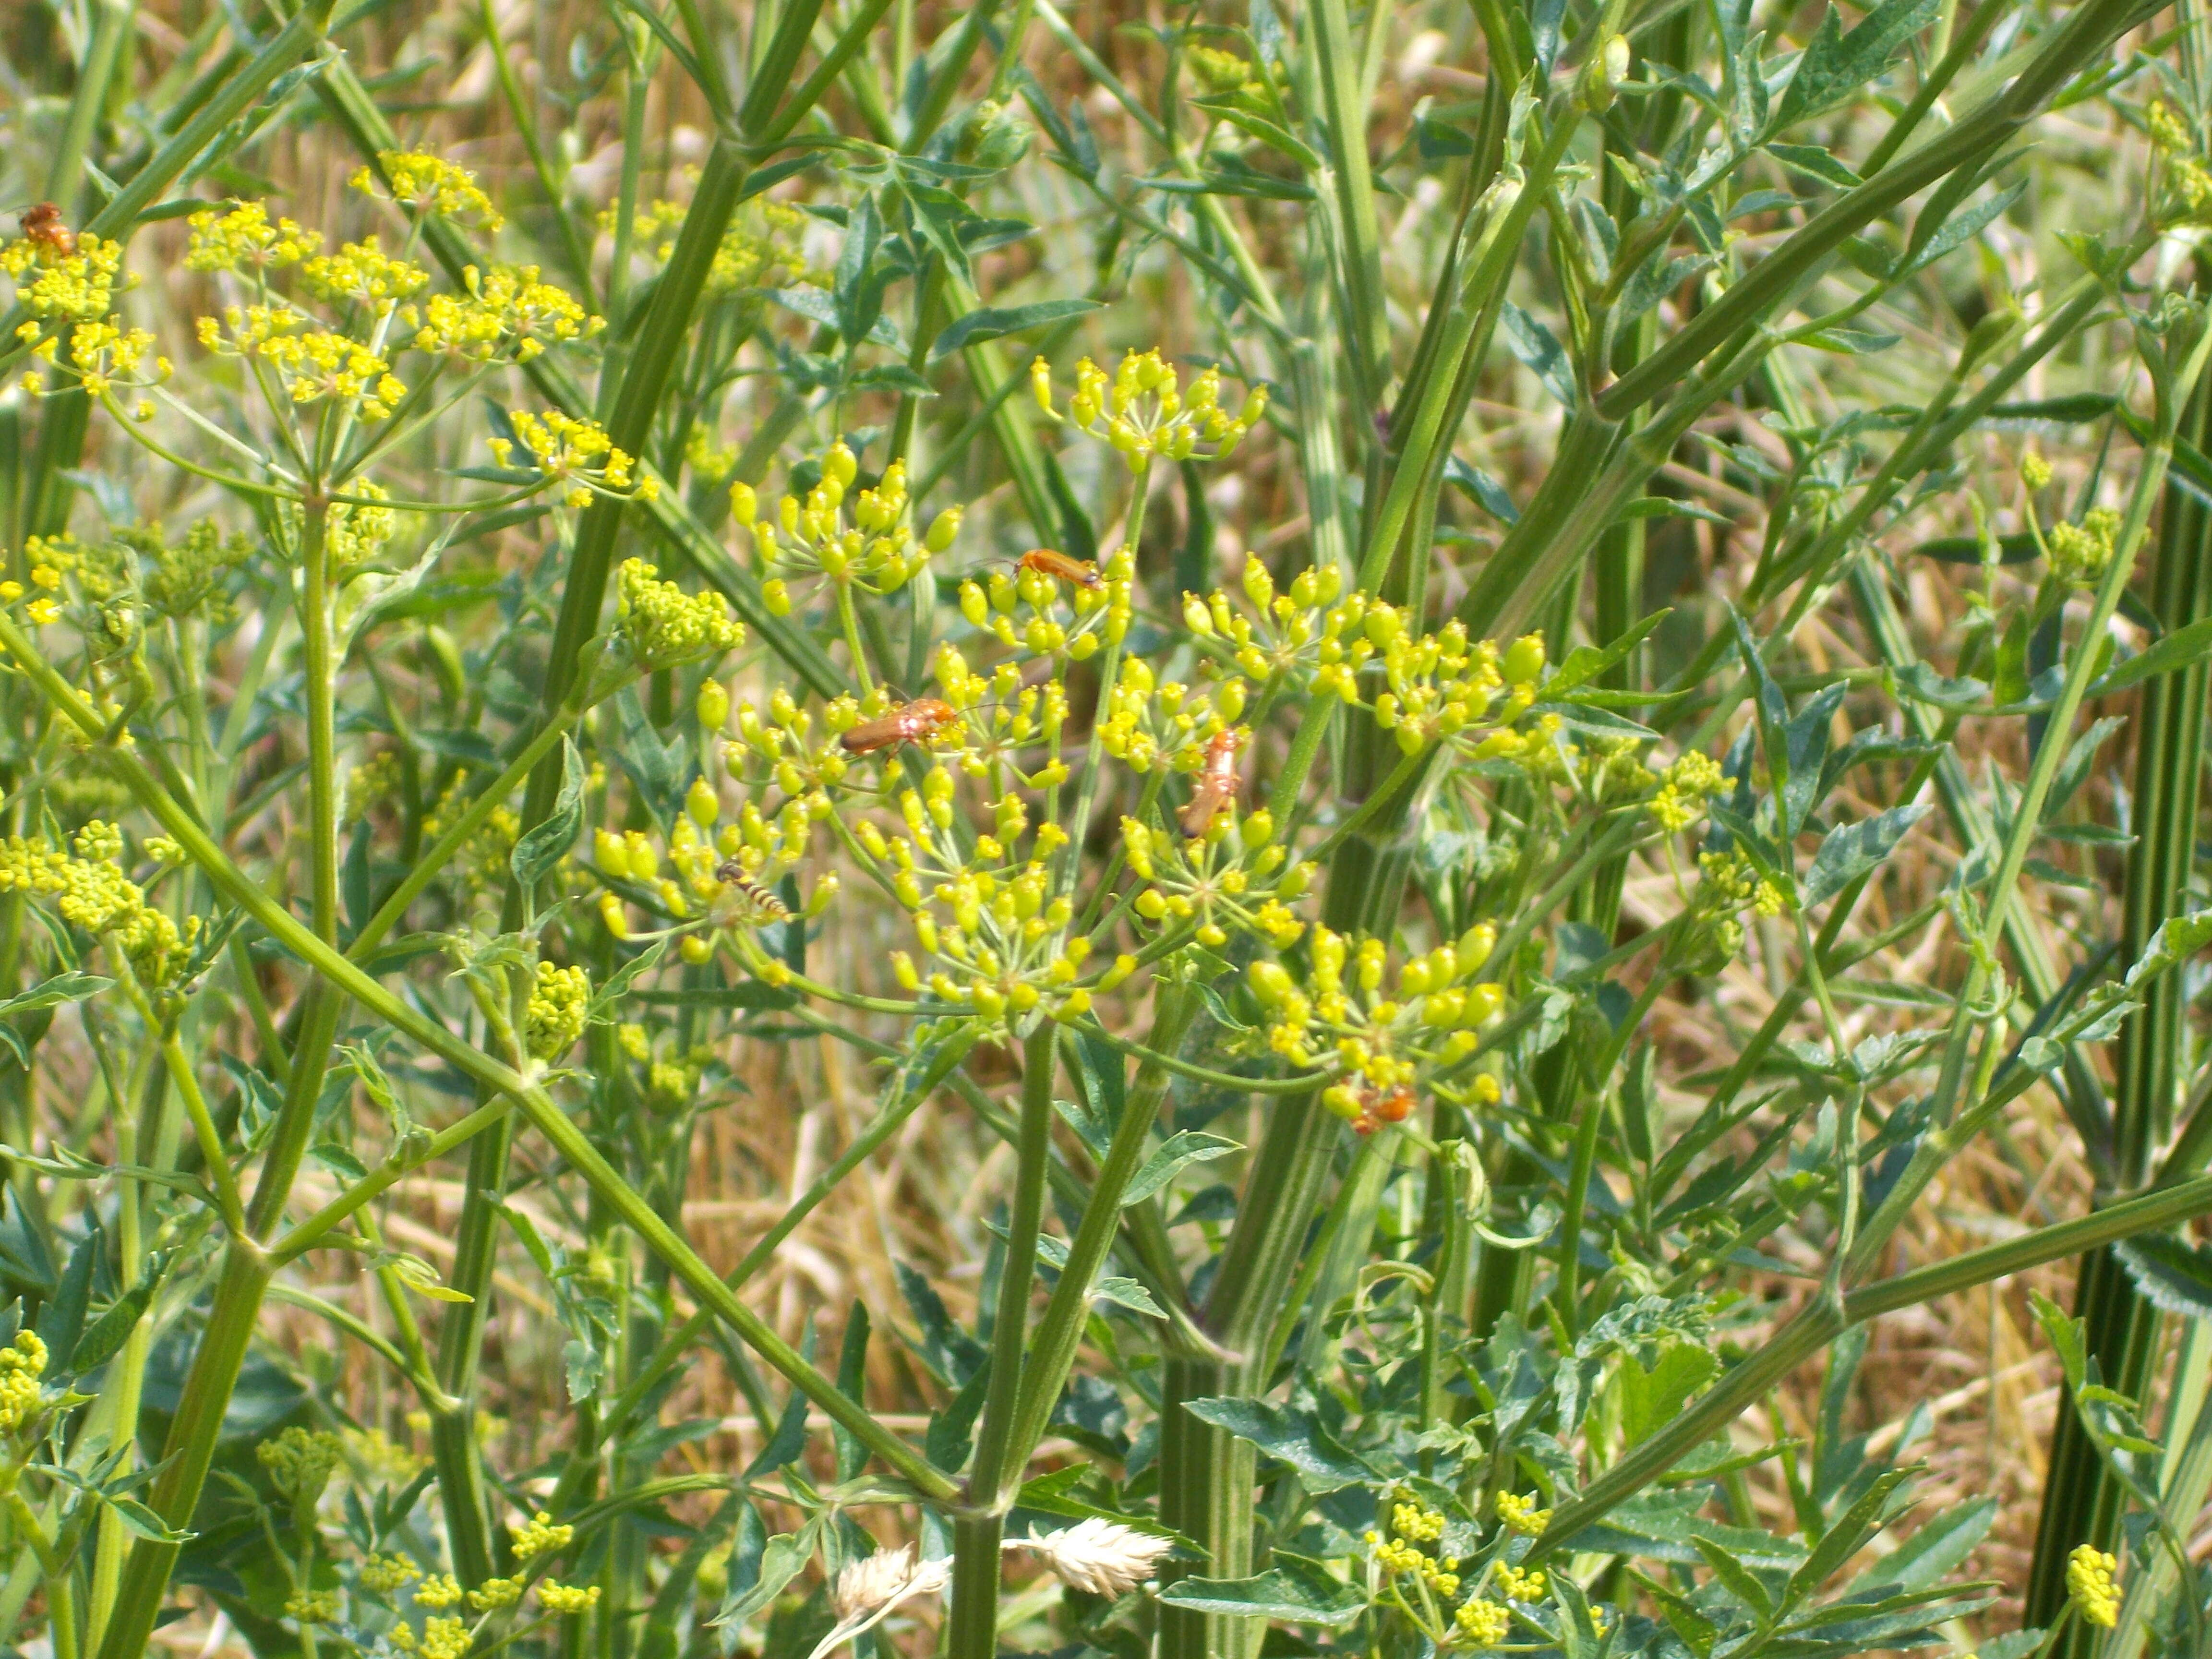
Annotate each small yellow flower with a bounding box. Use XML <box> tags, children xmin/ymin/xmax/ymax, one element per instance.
<box><xmin>1494</xmin><ymin>1491</ymin><xmax>1551</xmax><ymax>1536</ymax></box>
<box><xmin>284</xmin><ymin>1589</ymin><xmax>343</xmax><ymax>1624</ymax></box>
<box><xmin>360</xmin><ymin>1553</ymin><xmax>422</xmax><ymax>1593</ymax></box>
<box><xmin>1455</xmin><ymin>1598</ymin><xmax>1509</xmax><ymax>1647</ymax></box>
<box><xmin>467</xmin><ymin>1575</ymin><xmax>522</xmax><ymax>1611</ymax></box>
<box><xmin>2067</xmin><ymin>1544</ymin><xmax>2119</xmax><ymax>1629</ymax></box>
<box><xmin>539</xmin><ymin>1581</ymin><xmax>602</xmax><ymax>1615</ymax></box>
<box><xmin>511</xmin><ymin>1510</ymin><xmax>576</xmax><ymax>1561</ymax></box>
<box><xmin>525</xmin><ymin>963</ymin><xmax>591</xmax><ymax>1062</ymax></box>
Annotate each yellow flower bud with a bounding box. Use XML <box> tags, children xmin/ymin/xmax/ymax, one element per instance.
<box><xmin>696</xmin><ymin>678</ymin><xmax>730</xmax><ymax>731</ymax></box>
<box><xmin>1503</xmin><ymin>633</ymin><xmax>1546</xmax><ymax>686</ymax></box>
<box><xmin>685</xmin><ymin>777</ymin><xmax>721</xmax><ymax>828</ymax></box>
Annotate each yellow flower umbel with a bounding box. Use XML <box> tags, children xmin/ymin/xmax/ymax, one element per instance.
<box><xmin>0</xmin><ymin>1327</ymin><xmax>48</xmax><ymax>1433</ymax></box>
<box><xmin>360</xmin><ymin>1553</ymin><xmax>422</xmax><ymax>1594</ymax></box>
<box><xmin>602</xmin><ymin>194</ymin><xmax>805</xmax><ymax>293</ymax></box>
<box><xmin>185</xmin><ymin>201</ymin><xmax>315</xmax><ymax>274</ymax></box>
<box><xmin>409</xmin><ymin>263</ymin><xmax>599</xmax><ymax>361</ymax></box>
<box><xmin>1248</xmin><ymin>921</ymin><xmax>1505</xmax><ymax>1116</ymax></box>
<box><xmin>488</xmin><ymin>409</ymin><xmax>652</xmax><ymax>508</ymax></box>
<box><xmin>301</xmin><ymin>236</ymin><xmax>432</xmax><ymax>307</ymax></box>
<box><xmin>1650</xmin><ymin>749</ymin><xmax>1725</xmax><ymax>832</ymax></box>
<box><xmin>355</xmin><ymin>151</ymin><xmax>505</xmax><ymax>228</ymax></box>
<box><xmin>467</xmin><ymin>1575</ymin><xmax>522</xmax><ymax>1611</ymax></box>
<box><xmin>740</xmin><ymin>443</ymin><xmax>958</xmax><ymax>606</ymax></box>
<box><xmin>0</xmin><ymin>227</ymin><xmax>127</xmax><ymax>322</ymax></box>
<box><xmin>195</xmin><ymin>305</ymin><xmax>408</xmax><ymax>420</ymax></box>
<box><xmin>284</xmin><ymin>1590</ymin><xmax>343</xmax><ymax>1624</ymax></box>
<box><xmin>2048</xmin><ymin>506</ymin><xmax>2123</xmax><ymax>587</ymax></box>
<box><xmin>539</xmin><ymin>1582</ymin><xmax>602</xmax><ymax>1615</ymax></box>
<box><xmin>257</xmin><ymin>1426</ymin><xmax>343</xmax><ymax>1525</ymax></box>
<box><xmin>955</xmin><ymin>543</ymin><xmax>1130</xmax><ymax>665</ymax></box>
<box><xmin>2149</xmin><ymin>99</ymin><xmax>2212</xmax><ymax>221</ymax></box>
<box><xmin>1493</xmin><ymin>1564</ymin><xmax>1546</xmax><ymax>1602</ymax></box>
<box><xmin>2066</xmin><ymin>1544</ymin><xmax>2119</xmax><ymax>1629</ymax></box>
<box><xmin>1032</xmin><ymin>348</ymin><xmax>1266</xmax><ymax>470</ymax></box>
<box><xmin>0</xmin><ymin>825</ymin><xmax>198</xmax><ymax>994</ymax></box>
<box><xmin>18</xmin><ymin>317</ymin><xmax>170</xmax><ymax>404</ymax></box>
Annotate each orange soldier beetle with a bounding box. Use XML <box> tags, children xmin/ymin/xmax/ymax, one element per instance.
<box><xmin>21</xmin><ymin>203</ymin><xmax>74</xmax><ymax>258</ymax></box>
<box><xmin>1178</xmin><ymin>728</ymin><xmax>1246</xmax><ymax>836</ymax></box>
<box><xmin>1017</xmin><ymin>548</ymin><xmax>1103</xmax><ymax>589</ymax></box>
<box><xmin>1354</xmin><ymin>1086</ymin><xmax>1416</xmax><ymax>1136</ymax></box>
<box><xmin>839</xmin><ymin>697</ymin><xmax>961</xmax><ymax>755</ymax></box>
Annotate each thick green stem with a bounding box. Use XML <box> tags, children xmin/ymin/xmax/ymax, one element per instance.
<box><xmin>96</xmin><ymin>1241</ymin><xmax>274</xmax><ymax>1659</ymax></box>
<box><xmin>946</xmin><ymin>1515</ymin><xmax>1005</xmax><ymax>1659</ymax></box>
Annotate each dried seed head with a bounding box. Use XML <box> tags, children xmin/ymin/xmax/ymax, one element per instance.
<box><xmin>1008</xmin><ymin>1518</ymin><xmax>1175</xmax><ymax>1597</ymax></box>
<box><xmin>832</xmin><ymin>1545</ymin><xmax>952</xmax><ymax>1624</ymax></box>
<box><xmin>802</xmin><ymin>1547</ymin><xmax>952</xmax><ymax>1659</ymax></box>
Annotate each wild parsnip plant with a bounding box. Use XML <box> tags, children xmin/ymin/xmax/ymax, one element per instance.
<box><xmin>10</xmin><ymin>0</ymin><xmax>2212</xmax><ymax>1655</ymax></box>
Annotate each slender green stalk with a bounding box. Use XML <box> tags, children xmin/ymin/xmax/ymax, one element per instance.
<box><xmin>1599</xmin><ymin>0</ymin><xmax>2158</xmax><ymax>415</ymax></box>
<box><xmin>1000</xmin><ymin>987</ymin><xmax>1200</xmax><ymax>1478</ymax></box>
<box><xmin>947</xmin><ymin>1023</ymin><xmax>1059</xmax><ymax>1659</ymax></box>
<box><xmin>2025</xmin><ymin>357</ymin><xmax>2212</xmax><ymax>1647</ymax></box>
<box><xmin>1527</xmin><ymin>320</ymin><xmax>2212</xmax><ymax>1563</ymax></box>
<box><xmin>240</xmin><ymin>494</ymin><xmax>341</xmax><ymax>1222</ymax></box>
<box><xmin>82</xmin><ymin>1051</ymin><xmax>169</xmax><ymax>1653</ymax></box>
<box><xmin>478</xmin><ymin>0</ymin><xmax>598</xmax><ymax>303</ymax></box>
<box><xmin>43</xmin><ymin>0</ymin><xmax>134</xmax><ymax>209</ymax></box>
<box><xmin>1307</xmin><ymin>0</ymin><xmax>1390</xmax><ymax>421</ymax></box>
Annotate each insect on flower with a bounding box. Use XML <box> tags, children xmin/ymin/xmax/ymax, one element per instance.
<box><xmin>1017</xmin><ymin>548</ymin><xmax>1102</xmax><ymax>589</ymax></box>
<box><xmin>1355</xmin><ymin>1085</ymin><xmax>1416</xmax><ymax>1136</ymax></box>
<box><xmin>715</xmin><ymin>860</ymin><xmax>793</xmax><ymax>921</ymax></box>
<box><xmin>840</xmin><ymin>697</ymin><xmax>960</xmax><ymax>755</ymax></box>
<box><xmin>1178</xmin><ymin>728</ymin><xmax>1246</xmax><ymax>836</ymax></box>
<box><xmin>20</xmin><ymin>203</ymin><xmax>74</xmax><ymax>258</ymax></box>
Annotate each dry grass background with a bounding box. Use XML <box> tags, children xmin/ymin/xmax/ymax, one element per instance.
<box><xmin>3</xmin><ymin>0</ymin><xmax>2197</xmax><ymax>1649</ymax></box>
